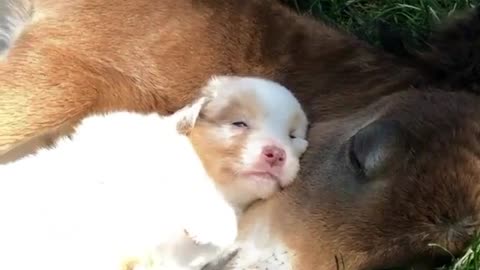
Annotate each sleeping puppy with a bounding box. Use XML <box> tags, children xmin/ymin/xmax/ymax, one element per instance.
<box><xmin>0</xmin><ymin>75</ymin><xmax>308</xmax><ymax>270</ymax></box>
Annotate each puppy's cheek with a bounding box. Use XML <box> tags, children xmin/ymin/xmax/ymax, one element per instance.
<box><xmin>230</xmin><ymin>158</ymin><xmax>245</xmax><ymax>175</ymax></box>
<box><xmin>292</xmin><ymin>138</ymin><xmax>308</xmax><ymax>156</ymax></box>
<box><xmin>282</xmin><ymin>156</ymin><xmax>300</xmax><ymax>186</ymax></box>
<box><xmin>221</xmin><ymin>130</ymin><xmax>250</xmax><ymax>166</ymax></box>
<box><xmin>215</xmin><ymin>126</ymin><xmax>237</xmax><ymax>142</ymax></box>
<box><xmin>240</xmin><ymin>141</ymin><xmax>261</xmax><ymax>167</ymax></box>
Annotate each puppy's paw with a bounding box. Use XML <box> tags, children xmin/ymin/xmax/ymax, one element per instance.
<box><xmin>184</xmin><ymin>205</ymin><xmax>238</xmax><ymax>249</ymax></box>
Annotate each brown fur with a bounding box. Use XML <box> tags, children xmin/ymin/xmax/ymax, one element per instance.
<box><xmin>200</xmin><ymin>90</ymin><xmax>262</xmax><ymax>127</ymax></box>
<box><xmin>189</xmin><ymin>120</ymin><xmax>246</xmax><ymax>188</ymax></box>
<box><xmin>188</xmin><ymin>94</ymin><xmax>251</xmax><ymax>206</ymax></box>
<box><xmin>230</xmin><ymin>90</ymin><xmax>480</xmax><ymax>270</ymax></box>
<box><xmin>377</xmin><ymin>6</ymin><xmax>480</xmax><ymax>94</ymax></box>
<box><xmin>3</xmin><ymin>0</ymin><xmax>480</xmax><ymax>269</ymax></box>
<box><xmin>0</xmin><ymin>0</ymin><xmax>415</xmax><ymax>157</ymax></box>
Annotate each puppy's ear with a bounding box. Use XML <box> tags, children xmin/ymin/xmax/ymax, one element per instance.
<box><xmin>175</xmin><ymin>95</ymin><xmax>210</xmax><ymax>135</ymax></box>
<box><xmin>175</xmin><ymin>75</ymin><xmax>232</xmax><ymax>134</ymax></box>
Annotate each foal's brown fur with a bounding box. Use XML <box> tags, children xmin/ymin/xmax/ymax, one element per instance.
<box><xmin>244</xmin><ymin>90</ymin><xmax>480</xmax><ymax>269</ymax></box>
<box><xmin>0</xmin><ymin>0</ymin><xmax>415</xmax><ymax>158</ymax></box>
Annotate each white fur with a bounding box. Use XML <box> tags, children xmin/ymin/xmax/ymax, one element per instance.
<box><xmin>0</xmin><ymin>96</ymin><xmax>235</xmax><ymax>270</ymax></box>
<box><xmin>210</xmin><ymin>212</ymin><xmax>294</xmax><ymax>270</ymax></box>
<box><xmin>202</xmin><ymin>76</ymin><xmax>309</xmax><ymax>204</ymax></box>
<box><xmin>0</xmin><ymin>76</ymin><xmax>308</xmax><ymax>270</ymax></box>
<box><xmin>232</xmin><ymin>239</ymin><xmax>294</xmax><ymax>270</ymax></box>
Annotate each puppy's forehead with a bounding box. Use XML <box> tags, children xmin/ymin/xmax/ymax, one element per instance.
<box><xmin>242</xmin><ymin>80</ymin><xmax>307</xmax><ymax>131</ymax></box>
<box><xmin>203</xmin><ymin>88</ymin><xmax>263</xmax><ymax>120</ymax></box>
<box><xmin>204</xmin><ymin>77</ymin><xmax>306</xmax><ymax>128</ymax></box>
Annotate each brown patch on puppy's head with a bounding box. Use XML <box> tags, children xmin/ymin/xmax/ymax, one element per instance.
<box><xmin>189</xmin><ymin>76</ymin><xmax>309</xmax><ymax>209</ymax></box>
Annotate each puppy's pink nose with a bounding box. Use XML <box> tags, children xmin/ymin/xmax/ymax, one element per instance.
<box><xmin>262</xmin><ymin>146</ymin><xmax>286</xmax><ymax>167</ymax></box>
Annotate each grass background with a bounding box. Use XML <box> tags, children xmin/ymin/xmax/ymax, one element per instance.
<box><xmin>279</xmin><ymin>0</ymin><xmax>480</xmax><ymax>269</ymax></box>
<box><xmin>281</xmin><ymin>0</ymin><xmax>480</xmax><ymax>49</ymax></box>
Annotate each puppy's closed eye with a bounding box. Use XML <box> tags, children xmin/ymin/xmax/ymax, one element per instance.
<box><xmin>232</xmin><ymin>121</ymin><xmax>249</xmax><ymax>128</ymax></box>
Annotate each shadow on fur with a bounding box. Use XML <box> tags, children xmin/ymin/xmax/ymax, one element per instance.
<box><xmin>378</xmin><ymin>6</ymin><xmax>480</xmax><ymax>94</ymax></box>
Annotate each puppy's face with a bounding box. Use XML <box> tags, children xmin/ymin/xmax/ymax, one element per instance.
<box><xmin>189</xmin><ymin>76</ymin><xmax>308</xmax><ymax>206</ymax></box>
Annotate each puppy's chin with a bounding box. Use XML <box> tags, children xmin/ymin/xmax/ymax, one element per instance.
<box><xmin>217</xmin><ymin>173</ymin><xmax>281</xmax><ymax>208</ymax></box>
<box><xmin>238</xmin><ymin>173</ymin><xmax>281</xmax><ymax>199</ymax></box>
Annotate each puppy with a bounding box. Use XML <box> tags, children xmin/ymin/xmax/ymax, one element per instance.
<box><xmin>0</xmin><ymin>75</ymin><xmax>308</xmax><ymax>270</ymax></box>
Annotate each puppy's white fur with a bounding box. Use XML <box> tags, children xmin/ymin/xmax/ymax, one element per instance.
<box><xmin>199</xmin><ymin>77</ymin><xmax>308</xmax><ymax>206</ymax></box>
<box><xmin>0</xmin><ymin>76</ymin><xmax>308</xmax><ymax>270</ymax></box>
<box><xmin>0</xmin><ymin>97</ymin><xmax>217</xmax><ymax>270</ymax></box>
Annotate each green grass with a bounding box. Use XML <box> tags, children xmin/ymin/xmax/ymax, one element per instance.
<box><xmin>281</xmin><ymin>0</ymin><xmax>480</xmax><ymax>48</ymax></box>
<box><xmin>280</xmin><ymin>0</ymin><xmax>480</xmax><ymax>269</ymax></box>
<box><xmin>444</xmin><ymin>237</ymin><xmax>480</xmax><ymax>270</ymax></box>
